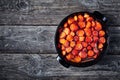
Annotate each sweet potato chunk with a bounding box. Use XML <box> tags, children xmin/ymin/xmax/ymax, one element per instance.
<box><xmin>70</xmin><ymin>23</ymin><xmax>78</xmax><ymax>31</ymax></box>
<box><xmin>72</xmin><ymin>56</ymin><xmax>81</xmax><ymax>63</ymax></box>
<box><xmin>78</xmin><ymin>15</ymin><xmax>84</xmax><ymax>21</ymax></box>
<box><xmin>99</xmin><ymin>30</ymin><xmax>105</xmax><ymax>37</ymax></box>
<box><xmin>95</xmin><ymin>21</ymin><xmax>102</xmax><ymax>31</ymax></box>
<box><xmin>66</xmin><ymin>47</ymin><xmax>72</xmax><ymax>53</ymax></box>
<box><xmin>88</xmin><ymin>50</ymin><xmax>94</xmax><ymax>57</ymax></box>
<box><xmin>74</xmin><ymin>15</ymin><xmax>78</xmax><ymax>21</ymax></box>
<box><xmin>99</xmin><ymin>37</ymin><xmax>106</xmax><ymax>43</ymax></box>
<box><xmin>72</xmin><ymin>49</ymin><xmax>78</xmax><ymax>56</ymax></box>
<box><xmin>78</xmin><ymin>21</ymin><xmax>85</xmax><ymax>28</ymax></box>
<box><xmin>63</xmin><ymin>28</ymin><xmax>70</xmax><ymax>35</ymax></box>
<box><xmin>75</xmin><ymin>43</ymin><xmax>83</xmax><ymax>50</ymax></box>
<box><xmin>86</xmin><ymin>21</ymin><xmax>91</xmax><ymax>28</ymax></box>
<box><xmin>79</xmin><ymin>51</ymin><xmax>87</xmax><ymax>59</ymax></box>
<box><xmin>68</xmin><ymin>18</ymin><xmax>74</xmax><ymax>24</ymax></box>
<box><xmin>76</xmin><ymin>30</ymin><xmax>84</xmax><ymax>36</ymax></box>
<box><xmin>70</xmin><ymin>41</ymin><xmax>75</xmax><ymax>47</ymax></box>
<box><xmin>60</xmin><ymin>32</ymin><xmax>66</xmax><ymax>38</ymax></box>
<box><xmin>66</xmin><ymin>35</ymin><xmax>73</xmax><ymax>41</ymax></box>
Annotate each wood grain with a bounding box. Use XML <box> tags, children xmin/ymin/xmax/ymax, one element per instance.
<box><xmin>0</xmin><ymin>54</ymin><xmax>120</xmax><ymax>79</ymax></box>
<box><xmin>0</xmin><ymin>25</ymin><xmax>120</xmax><ymax>54</ymax></box>
<box><xmin>0</xmin><ymin>0</ymin><xmax>120</xmax><ymax>25</ymax></box>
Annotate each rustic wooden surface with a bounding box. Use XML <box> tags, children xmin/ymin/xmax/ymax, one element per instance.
<box><xmin>0</xmin><ymin>0</ymin><xmax>120</xmax><ymax>80</ymax></box>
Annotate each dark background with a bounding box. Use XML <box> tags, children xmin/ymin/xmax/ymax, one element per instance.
<box><xmin>0</xmin><ymin>0</ymin><xmax>120</xmax><ymax>80</ymax></box>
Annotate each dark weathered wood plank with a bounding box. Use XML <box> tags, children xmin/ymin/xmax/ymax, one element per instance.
<box><xmin>0</xmin><ymin>26</ymin><xmax>120</xmax><ymax>54</ymax></box>
<box><xmin>0</xmin><ymin>54</ymin><xmax>120</xmax><ymax>79</ymax></box>
<box><xmin>0</xmin><ymin>0</ymin><xmax>120</xmax><ymax>25</ymax></box>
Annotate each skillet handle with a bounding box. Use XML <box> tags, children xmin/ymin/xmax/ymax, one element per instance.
<box><xmin>93</xmin><ymin>11</ymin><xmax>107</xmax><ymax>23</ymax></box>
<box><xmin>57</xmin><ymin>56</ymin><xmax>70</xmax><ymax>68</ymax></box>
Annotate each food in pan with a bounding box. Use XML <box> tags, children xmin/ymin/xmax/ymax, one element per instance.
<box><xmin>58</xmin><ymin>13</ymin><xmax>106</xmax><ymax>63</ymax></box>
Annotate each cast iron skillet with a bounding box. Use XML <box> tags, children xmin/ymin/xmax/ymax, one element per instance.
<box><xmin>55</xmin><ymin>11</ymin><xmax>108</xmax><ymax>68</ymax></box>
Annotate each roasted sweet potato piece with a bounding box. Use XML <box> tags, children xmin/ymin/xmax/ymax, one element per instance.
<box><xmin>72</xmin><ymin>49</ymin><xmax>78</xmax><ymax>56</ymax></box>
<box><xmin>60</xmin><ymin>32</ymin><xmax>66</xmax><ymax>38</ymax></box>
<box><xmin>79</xmin><ymin>37</ymin><xmax>85</xmax><ymax>41</ymax></box>
<box><xmin>76</xmin><ymin>30</ymin><xmax>84</xmax><ymax>36</ymax></box>
<box><xmin>66</xmin><ymin>47</ymin><xmax>72</xmax><ymax>53</ymax></box>
<box><xmin>75</xmin><ymin>43</ymin><xmax>83</xmax><ymax>50</ymax></box>
<box><xmin>79</xmin><ymin>51</ymin><xmax>87</xmax><ymax>59</ymax></box>
<box><xmin>99</xmin><ymin>37</ymin><xmax>106</xmax><ymax>43</ymax></box>
<box><xmin>84</xmin><ymin>29</ymin><xmax>91</xmax><ymax>36</ymax></box>
<box><xmin>93</xmin><ymin>36</ymin><xmax>99</xmax><ymax>42</ymax></box>
<box><xmin>61</xmin><ymin>45</ymin><xmax>65</xmax><ymax>50</ymax></box>
<box><xmin>78</xmin><ymin>21</ymin><xmax>85</xmax><ymax>28</ymax></box>
<box><xmin>72</xmin><ymin>56</ymin><xmax>81</xmax><ymax>63</ymax></box>
<box><xmin>87</xmin><ymin>46</ymin><xmax>92</xmax><ymax>50</ymax></box>
<box><xmin>74</xmin><ymin>36</ymin><xmax>79</xmax><ymax>41</ymax></box>
<box><xmin>63</xmin><ymin>40</ymin><xmax>69</xmax><ymax>47</ymax></box>
<box><xmin>91</xmin><ymin>42</ymin><xmax>96</xmax><ymax>48</ymax></box>
<box><xmin>85</xmin><ymin>37</ymin><xmax>93</xmax><ymax>43</ymax></box>
<box><xmin>70</xmin><ymin>31</ymin><xmax>75</xmax><ymax>36</ymax></box>
<box><xmin>95</xmin><ymin>21</ymin><xmax>102</xmax><ymax>31</ymax></box>
<box><xmin>59</xmin><ymin>39</ymin><xmax>66</xmax><ymax>44</ymax></box>
<box><xmin>70</xmin><ymin>41</ymin><xmax>75</xmax><ymax>47</ymax></box>
<box><xmin>84</xmin><ymin>13</ymin><xmax>90</xmax><ymax>18</ymax></box>
<box><xmin>82</xmin><ymin>42</ymin><xmax>88</xmax><ymax>48</ymax></box>
<box><xmin>78</xmin><ymin>15</ymin><xmax>84</xmax><ymax>21</ymax></box>
<box><xmin>98</xmin><ymin>43</ymin><xmax>103</xmax><ymax>49</ymax></box>
<box><xmin>74</xmin><ymin>15</ymin><xmax>78</xmax><ymax>21</ymax></box>
<box><xmin>93</xmin><ymin>48</ymin><xmax>99</xmax><ymax>54</ymax></box>
<box><xmin>92</xmin><ymin>30</ymin><xmax>98</xmax><ymax>36</ymax></box>
<box><xmin>63</xmin><ymin>28</ymin><xmax>70</xmax><ymax>35</ymax></box>
<box><xmin>66</xmin><ymin>35</ymin><xmax>73</xmax><ymax>41</ymax></box>
<box><xmin>66</xmin><ymin>54</ymin><xmax>74</xmax><ymax>60</ymax></box>
<box><xmin>86</xmin><ymin>17</ymin><xmax>94</xmax><ymax>22</ymax></box>
<box><xmin>70</xmin><ymin>23</ymin><xmax>79</xmax><ymax>31</ymax></box>
<box><xmin>99</xmin><ymin>30</ymin><xmax>105</xmax><ymax>37</ymax></box>
<box><xmin>86</xmin><ymin>21</ymin><xmax>91</xmax><ymax>28</ymax></box>
<box><xmin>88</xmin><ymin>50</ymin><xmax>94</xmax><ymax>57</ymax></box>
<box><xmin>68</xmin><ymin>18</ymin><xmax>74</xmax><ymax>24</ymax></box>
<box><xmin>62</xmin><ymin>50</ymin><xmax>66</xmax><ymax>56</ymax></box>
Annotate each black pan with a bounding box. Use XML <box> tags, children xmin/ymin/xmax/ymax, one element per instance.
<box><xmin>55</xmin><ymin>11</ymin><xmax>108</xmax><ymax>68</ymax></box>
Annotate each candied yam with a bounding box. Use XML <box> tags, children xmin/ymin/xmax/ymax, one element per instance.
<box><xmin>79</xmin><ymin>51</ymin><xmax>87</xmax><ymax>59</ymax></box>
<box><xmin>86</xmin><ymin>17</ymin><xmax>94</xmax><ymax>22</ymax></box>
<box><xmin>70</xmin><ymin>23</ymin><xmax>79</xmax><ymax>31</ymax></box>
<box><xmin>82</xmin><ymin>42</ymin><xmax>88</xmax><ymax>48</ymax></box>
<box><xmin>64</xmin><ymin>22</ymin><xmax>68</xmax><ymax>28</ymax></box>
<box><xmin>61</xmin><ymin>45</ymin><xmax>65</xmax><ymax>50</ymax></box>
<box><xmin>72</xmin><ymin>56</ymin><xmax>81</xmax><ymax>63</ymax></box>
<box><xmin>86</xmin><ymin>21</ymin><xmax>91</xmax><ymax>28</ymax></box>
<box><xmin>99</xmin><ymin>37</ymin><xmax>106</xmax><ymax>43</ymax></box>
<box><xmin>72</xmin><ymin>49</ymin><xmax>78</xmax><ymax>56</ymax></box>
<box><xmin>87</xmin><ymin>46</ymin><xmax>92</xmax><ymax>50</ymax></box>
<box><xmin>66</xmin><ymin>35</ymin><xmax>73</xmax><ymax>41</ymax></box>
<box><xmin>78</xmin><ymin>21</ymin><xmax>85</xmax><ymax>28</ymax></box>
<box><xmin>93</xmin><ymin>36</ymin><xmax>99</xmax><ymax>42</ymax></box>
<box><xmin>66</xmin><ymin>47</ymin><xmax>72</xmax><ymax>53</ymax></box>
<box><xmin>62</xmin><ymin>50</ymin><xmax>66</xmax><ymax>56</ymax></box>
<box><xmin>75</xmin><ymin>43</ymin><xmax>83</xmax><ymax>50</ymax></box>
<box><xmin>63</xmin><ymin>40</ymin><xmax>69</xmax><ymax>47</ymax></box>
<box><xmin>70</xmin><ymin>31</ymin><xmax>75</xmax><ymax>36</ymax></box>
<box><xmin>91</xmin><ymin>42</ymin><xmax>97</xmax><ymax>48</ymax></box>
<box><xmin>68</xmin><ymin>18</ymin><xmax>74</xmax><ymax>24</ymax></box>
<box><xmin>88</xmin><ymin>50</ymin><xmax>94</xmax><ymax>57</ymax></box>
<box><xmin>85</xmin><ymin>37</ymin><xmax>93</xmax><ymax>43</ymax></box>
<box><xmin>60</xmin><ymin>32</ymin><xmax>66</xmax><ymax>38</ymax></box>
<box><xmin>93</xmin><ymin>48</ymin><xmax>99</xmax><ymax>54</ymax></box>
<box><xmin>66</xmin><ymin>54</ymin><xmax>74</xmax><ymax>60</ymax></box>
<box><xmin>76</xmin><ymin>30</ymin><xmax>84</xmax><ymax>36</ymax></box>
<box><xmin>95</xmin><ymin>21</ymin><xmax>102</xmax><ymax>31</ymax></box>
<box><xmin>92</xmin><ymin>31</ymin><xmax>98</xmax><ymax>36</ymax></box>
<box><xmin>70</xmin><ymin>41</ymin><xmax>75</xmax><ymax>47</ymax></box>
<box><xmin>92</xmin><ymin>21</ymin><xmax>96</xmax><ymax>27</ymax></box>
<box><xmin>74</xmin><ymin>15</ymin><xmax>78</xmax><ymax>21</ymax></box>
<box><xmin>74</xmin><ymin>36</ymin><xmax>79</xmax><ymax>41</ymax></box>
<box><xmin>98</xmin><ymin>43</ymin><xmax>103</xmax><ymax>49</ymax></box>
<box><xmin>63</xmin><ymin>28</ymin><xmax>70</xmax><ymax>35</ymax></box>
<box><xmin>99</xmin><ymin>30</ymin><xmax>105</xmax><ymax>37</ymax></box>
<box><xmin>59</xmin><ymin>39</ymin><xmax>66</xmax><ymax>44</ymax></box>
<box><xmin>84</xmin><ymin>13</ymin><xmax>90</xmax><ymax>18</ymax></box>
<box><xmin>79</xmin><ymin>37</ymin><xmax>85</xmax><ymax>41</ymax></box>
<box><xmin>78</xmin><ymin>15</ymin><xmax>84</xmax><ymax>21</ymax></box>
<box><xmin>84</xmin><ymin>29</ymin><xmax>91</xmax><ymax>36</ymax></box>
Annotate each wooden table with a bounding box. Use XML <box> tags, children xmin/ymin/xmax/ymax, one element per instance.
<box><xmin>0</xmin><ymin>0</ymin><xmax>120</xmax><ymax>79</ymax></box>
